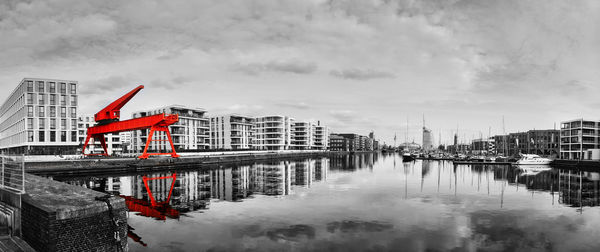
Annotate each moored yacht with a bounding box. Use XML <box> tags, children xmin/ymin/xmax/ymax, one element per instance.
<box><xmin>515</xmin><ymin>154</ymin><xmax>552</xmax><ymax>165</ymax></box>
<box><xmin>402</xmin><ymin>152</ymin><xmax>415</xmax><ymax>162</ymax></box>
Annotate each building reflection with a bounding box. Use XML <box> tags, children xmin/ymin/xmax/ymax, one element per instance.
<box><xmin>329</xmin><ymin>152</ymin><xmax>376</xmax><ymax>172</ymax></box>
<box><xmin>57</xmin><ymin>157</ymin><xmax>331</xmax><ymax>220</ymax></box>
<box><xmin>58</xmin><ymin>156</ymin><xmax>600</xmax><ymax>220</ymax></box>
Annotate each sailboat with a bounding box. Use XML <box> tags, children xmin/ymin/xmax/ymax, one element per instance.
<box><xmin>401</xmin><ymin>116</ymin><xmax>415</xmax><ymax>162</ymax></box>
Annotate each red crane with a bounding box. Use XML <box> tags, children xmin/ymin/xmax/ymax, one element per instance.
<box><xmin>82</xmin><ymin>85</ymin><xmax>181</xmax><ymax>159</ymax></box>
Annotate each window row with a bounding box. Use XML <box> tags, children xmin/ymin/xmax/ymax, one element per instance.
<box><xmin>27</xmin><ymin>118</ymin><xmax>77</xmax><ymax>130</ymax></box>
<box><xmin>26</xmin><ymin>80</ymin><xmax>76</xmax><ymax>94</ymax></box>
<box><xmin>27</xmin><ymin>106</ymin><xmax>76</xmax><ymax>118</ymax></box>
<box><xmin>26</xmin><ymin>93</ymin><xmax>77</xmax><ymax>106</ymax></box>
<box><xmin>27</xmin><ymin>130</ymin><xmax>76</xmax><ymax>143</ymax></box>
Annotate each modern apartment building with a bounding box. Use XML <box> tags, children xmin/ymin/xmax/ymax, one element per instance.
<box><xmin>132</xmin><ymin>105</ymin><xmax>209</xmax><ymax>153</ymax></box>
<box><xmin>77</xmin><ymin>115</ymin><xmax>122</xmax><ymax>155</ymax></box>
<box><xmin>291</xmin><ymin>121</ymin><xmax>313</xmax><ymax>150</ymax></box>
<box><xmin>0</xmin><ymin>78</ymin><xmax>79</xmax><ymax>154</ymax></box>
<box><xmin>119</xmin><ymin>131</ymin><xmax>133</xmax><ymax>153</ymax></box>
<box><xmin>560</xmin><ymin>119</ymin><xmax>599</xmax><ymax>160</ymax></box>
<box><xmin>336</xmin><ymin>134</ymin><xmax>362</xmax><ymax>151</ymax></box>
<box><xmin>471</xmin><ymin>138</ymin><xmax>493</xmax><ymax>155</ymax></box>
<box><xmin>253</xmin><ymin>115</ymin><xmax>293</xmax><ymax>150</ymax></box>
<box><xmin>210</xmin><ymin>114</ymin><xmax>254</xmax><ymax>150</ymax></box>
<box><xmin>313</xmin><ymin>124</ymin><xmax>329</xmax><ymax>150</ymax></box>
<box><xmin>329</xmin><ymin>134</ymin><xmax>349</xmax><ymax>151</ymax></box>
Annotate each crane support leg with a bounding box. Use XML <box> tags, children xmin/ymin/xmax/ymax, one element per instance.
<box><xmin>82</xmin><ymin>134</ymin><xmax>92</xmax><ymax>155</ymax></box>
<box><xmin>82</xmin><ymin>134</ymin><xmax>109</xmax><ymax>156</ymax></box>
<box><xmin>97</xmin><ymin>134</ymin><xmax>109</xmax><ymax>156</ymax></box>
<box><xmin>138</xmin><ymin>126</ymin><xmax>180</xmax><ymax>159</ymax></box>
<box><xmin>164</xmin><ymin>127</ymin><xmax>180</xmax><ymax>158</ymax></box>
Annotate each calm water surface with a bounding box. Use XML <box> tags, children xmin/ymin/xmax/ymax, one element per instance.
<box><xmin>52</xmin><ymin>153</ymin><xmax>600</xmax><ymax>251</ymax></box>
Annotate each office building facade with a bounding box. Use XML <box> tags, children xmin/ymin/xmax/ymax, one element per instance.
<box><xmin>0</xmin><ymin>78</ymin><xmax>79</xmax><ymax>154</ymax></box>
<box><xmin>132</xmin><ymin>105</ymin><xmax>209</xmax><ymax>153</ymax></box>
<box><xmin>210</xmin><ymin>114</ymin><xmax>254</xmax><ymax>150</ymax></box>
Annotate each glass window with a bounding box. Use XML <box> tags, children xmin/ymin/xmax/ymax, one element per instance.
<box><xmin>38</xmin><ymin>94</ymin><xmax>45</xmax><ymax>105</ymax></box>
<box><xmin>71</xmin><ymin>131</ymin><xmax>77</xmax><ymax>142</ymax></box>
<box><xmin>50</xmin><ymin>131</ymin><xmax>56</xmax><ymax>142</ymax></box>
<box><xmin>28</xmin><ymin>131</ymin><xmax>34</xmax><ymax>142</ymax></box>
<box><xmin>39</xmin><ymin>118</ymin><xmax>45</xmax><ymax>129</ymax></box>
<box><xmin>37</xmin><ymin>81</ymin><xmax>44</xmax><ymax>92</ymax></box>
<box><xmin>38</xmin><ymin>131</ymin><xmax>45</xmax><ymax>142</ymax></box>
<box><xmin>60</xmin><ymin>83</ymin><xmax>66</xmax><ymax>94</ymax></box>
<box><xmin>27</xmin><ymin>106</ymin><xmax>34</xmax><ymax>117</ymax></box>
<box><xmin>27</xmin><ymin>118</ymin><xmax>33</xmax><ymax>129</ymax></box>
<box><xmin>49</xmin><ymin>82</ymin><xmax>56</xmax><ymax>93</ymax></box>
<box><xmin>38</xmin><ymin>106</ymin><xmax>45</xmax><ymax>117</ymax></box>
<box><xmin>71</xmin><ymin>119</ymin><xmax>77</xmax><ymax>130</ymax></box>
<box><xmin>71</xmin><ymin>95</ymin><xmax>77</xmax><ymax>106</ymax></box>
<box><xmin>27</xmin><ymin>93</ymin><xmax>34</xmax><ymax>104</ymax></box>
<box><xmin>49</xmin><ymin>94</ymin><xmax>56</xmax><ymax>105</ymax></box>
<box><xmin>60</xmin><ymin>95</ymin><xmax>66</xmax><ymax>105</ymax></box>
<box><xmin>70</xmin><ymin>83</ymin><xmax>76</xmax><ymax>94</ymax></box>
<box><xmin>26</xmin><ymin>81</ymin><xmax>34</xmax><ymax>92</ymax></box>
<box><xmin>61</xmin><ymin>107</ymin><xmax>66</xmax><ymax>117</ymax></box>
<box><xmin>70</xmin><ymin>107</ymin><xmax>76</xmax><ymax>118</ymax></box>
<box><xmin>49</xmin><ymin>106</ymin><xmax>56</xmax><ymax>117</ymax></box>
<box><xmin>61</xmin><ymin>131</ymin><xmax>67</xmax><ymax>142</ymax></box>
<box><xmin>50</xmin><ymin>119</ymin><xmax>56</xmax><ymax>129</ymax></box>
<box><xmin>61</xmin><ymin>119</ymin><xmax>66</xmax><ymax>130</ymax></box>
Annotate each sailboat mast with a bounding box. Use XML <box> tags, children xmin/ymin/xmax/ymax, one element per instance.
<box><xmin>502</xmin><ymin>116</ymin><xmax>507</xmax><ymax>156</ymax></box>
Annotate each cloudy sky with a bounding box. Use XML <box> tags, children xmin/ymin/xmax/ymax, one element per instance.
<box><xmin>1</xmin><ymin>0</ymin><xmax>598</xmax><ymax>145</ymax></box>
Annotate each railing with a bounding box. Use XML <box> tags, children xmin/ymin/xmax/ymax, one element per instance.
<box><xmin>0</xmin><ymin>155</ymin><xmax>25</xmax><ymax>193</ymax></box>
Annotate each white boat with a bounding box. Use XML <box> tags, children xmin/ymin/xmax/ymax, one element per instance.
<box><xmin>515</xmin><ymin>154</ymin><xmax>552</xmax><ymax>165</ymax></box>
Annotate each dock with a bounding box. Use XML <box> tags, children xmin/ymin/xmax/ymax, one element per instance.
<box><xmin>452</xmin><ymin>161</ymin><xmax>513</xmax><ymax>165</ymax></box>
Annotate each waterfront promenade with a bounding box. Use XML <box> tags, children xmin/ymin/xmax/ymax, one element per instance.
<box><xmin>25</xmin><ymin>150</ymin><xmax>332</xmax><ymax>176</ymax></box>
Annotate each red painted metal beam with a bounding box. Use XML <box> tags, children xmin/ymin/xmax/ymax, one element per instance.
<box><xmin>95</xmin><ymin>85</ymin><xmax>144</xmax><ymax>123</ymax></box>
<box><xmin>87</xmin><ymin>114</ymin><xmax>178</xmax><ymax>135</ymax></box>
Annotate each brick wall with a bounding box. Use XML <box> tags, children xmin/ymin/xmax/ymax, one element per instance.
<box><xmin>21</xmin><ymin>200</ymin><xmax>128</xmax><ymax>252</ymax></box>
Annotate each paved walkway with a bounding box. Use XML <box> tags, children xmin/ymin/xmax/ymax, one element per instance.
<box><xmin>0</xmin><ymin>236</ymin><xmax>35</xmax><ymax>252</ymax></box>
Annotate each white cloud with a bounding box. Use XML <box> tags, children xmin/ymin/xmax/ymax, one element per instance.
<box><xmin>0</xmin><ymin>0</ymin><xmax>597</xmax><ymax>144</ymax></box>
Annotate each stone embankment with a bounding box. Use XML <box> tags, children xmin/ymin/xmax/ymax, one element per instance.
<box><xmin>26</xmin><ymin>150</ymin><xmax>335</xmax><ymax>176</ymax></box>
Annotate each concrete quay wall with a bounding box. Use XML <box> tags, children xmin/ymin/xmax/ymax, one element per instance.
<box><xmin>551</xmin><ymin>159</ymin><xmax>600</xmax><ymax>170</ymax></box>
<box><xmin>26</xmin><ymin>150</ymin><xmax>336</xmax><ymax>176</ymax></box>
<box><xmin>21</xmin><ymin>174</ymin><xmax>127</xmax><ymax>251</ymax></box>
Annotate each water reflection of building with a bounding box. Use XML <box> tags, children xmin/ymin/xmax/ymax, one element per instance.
<box><xmin>55</xmin><ymin>157</ymin><xmax>331</xmax><ymax>216</ymax></box>
<box><xmin>559</xmin><ymin>170</ymin><xmax>600</xmax><ymax>207</ymax></box>
<box><xmin>251</xmin><ymin>161</ymin><xmax>293</xmax><ymax>196</ymax></box>
<box><xmin>211</xmin><ymin>165</ymin><xmax>251</xmax><ymax>201</ymax></box>
<box><xmin>328</xmin><ymin>153</ymin><xmax>376</xmax><ymax>172</ymax></box>
<box><xmin>129</xmin><ymin>171</ymin><xmax>211</xmax><ymax>208</ymax></box>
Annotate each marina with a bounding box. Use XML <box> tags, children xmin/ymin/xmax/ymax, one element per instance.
<box><xmin>46</xmin><ymin>153</ymin><xmax>600</xmax><ymax>251</ymax></box>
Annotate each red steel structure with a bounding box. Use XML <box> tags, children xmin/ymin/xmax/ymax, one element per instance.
<box><xmin>120</xmin><ymin>173</ymin><xmax>180</xmax><ymax>220</ymax></box>
<box><xmin>81</xmin><ymin>85</ymin><xmax>181</xmax><ymax>159</ymax></box>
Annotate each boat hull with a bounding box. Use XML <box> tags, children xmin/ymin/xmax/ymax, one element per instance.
<box><xmin>515</xmin><ymin>160</ymin><xmax>552</xmax><ymax>165</ymax></box>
